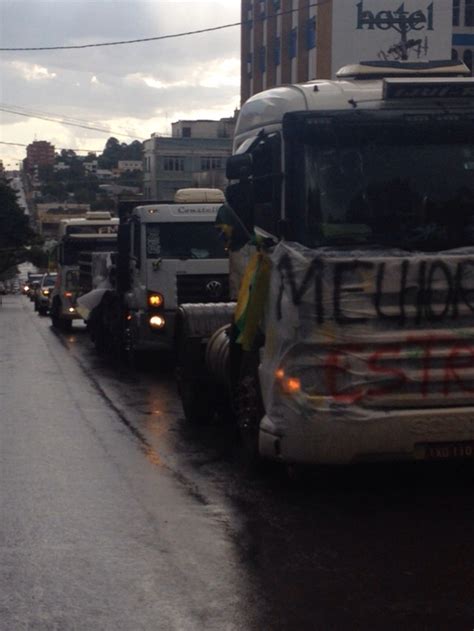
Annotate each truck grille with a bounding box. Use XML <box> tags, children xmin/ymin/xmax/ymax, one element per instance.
<box><xmin>177</xmin><ymin>274</ymin><xmax>229</xmax><ymax>304</ymax></box>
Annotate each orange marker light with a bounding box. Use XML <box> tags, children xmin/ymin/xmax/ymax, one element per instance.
<box><xmin>285</xmin><ymin>377</ymin><xmax>301</xmax><ymax>394</ymax></box>
<box><xmin>275</xmin><ymin>368</ymin><xmax>285</xmax><ymax>380</ymax></box>
<box><xmin>148</xmin><ymin>293</ymin><xmax>164</xmax><ymax>307</ymax></box>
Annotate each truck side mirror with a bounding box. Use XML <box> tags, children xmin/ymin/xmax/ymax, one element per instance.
<box><xmin>226</xmin><ymin>154</ymin><xmax>253</xmax><ymax>180</ymax></box>
<box><xmin>117</xmin><ymin>223</ymin><xmax>131</xmax><ymax>292</ymax></box>
<box><xmin>225</xmin><ymin>180</ymin><xmax>254</xmax><ymax>234</ymax></box>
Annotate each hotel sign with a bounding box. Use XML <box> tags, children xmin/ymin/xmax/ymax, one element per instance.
<box><xmin>331</xmin><ymin>0</ymin><xmax>452</xmax><ymax>76</ymax></box>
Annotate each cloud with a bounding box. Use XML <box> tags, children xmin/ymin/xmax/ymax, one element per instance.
<box><xmin>10</xmin><ymin>61</ymin><xmax>57</xmax><ymax>81</ymax></box>
<box><xmin>126</xmin><ymin>73</ymin><xmax>187</xmax><ymax>90</ymax></box>
<box><xmin>193</xmin><ymin>58</ymin><xmax>241</xmax><ymax>88</ymax></box>
<box><xmin>0</xmin><ymin>1</ymin><xmax>241</xmax><ymax>166</ymax></box>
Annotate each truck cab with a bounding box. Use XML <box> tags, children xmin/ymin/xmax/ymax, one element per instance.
<box><xmin>120</xmin><ymin>188</ymin><xmax>229</xmax><ymax>353</ymax></box>
<box><xmin>50</xmin><ymin>212</ymin><xmax>119</xmax><ymax>331</ymax></box>
<box><xmin>82</xmin><ymin>189</ymin><xmax>230</xmax><ymax>359</ymax></box>
<box><xmin>178</xmin><ymin>60</ymin><xmax>474</xmax><ymax>466</ymax></box>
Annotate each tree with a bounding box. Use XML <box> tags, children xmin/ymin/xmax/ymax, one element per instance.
<box><xmin>98</xmin><ymin>137</ymin><xmax>143</xmax><ymax>169</ymax></box>
<box><xmin>98</xmin><ymin>137</ymin><xmax>121</xmax><ymax>169</ymax></box>
<box><xmin>0</xmin><ymin>181</ymin><xmax>36</xmax><ymax>275</ymax></box>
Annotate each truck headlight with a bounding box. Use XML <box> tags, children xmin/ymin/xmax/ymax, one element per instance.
<box><xmin>149</xmin><ymin>315</ymin><xmax>165</xmax><ymax>329</ymax></box>
<box><xmin>42</xmin><ymin>289</ymin><xmax>50</xmax><ymax>296</ymax></box>
<box><xmin>148</xmin><ymin>292</ymin><xmax>164</xmax><ymax>308</ymax></box>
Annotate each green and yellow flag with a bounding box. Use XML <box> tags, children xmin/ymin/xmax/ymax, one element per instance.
<box><xmin>215</xmin><ymin>203</ymin><xmax>250</xmax><ymax>252</ymax></box>
<box><xmin>234</xmin><ymin>251</ymin><xmax>272</xmax><ymax>352</ymax></box>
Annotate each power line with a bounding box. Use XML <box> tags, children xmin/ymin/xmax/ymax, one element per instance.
<box><xmin>0</xmin><ymin>107</ymin><xmax>145</xmax><ymax>140</ymax></box>
<box><xmin>0</xmin><ymin>141</ymin><xmax>26</xmax><ymax>148</ymax></box>
<box><xmin>0</xmin><ymin>1</ymin><xmax>326</xmax><ymax>52</ymax></box>
<box><xmin>1</xmin><ymin>102</ymin><xmax>125</xmax><ymax>131</ymax></box>
<box><xmin>0</xmin><ymin>141</ymin><xmax>105</xmax><ymax>153</ymax></box>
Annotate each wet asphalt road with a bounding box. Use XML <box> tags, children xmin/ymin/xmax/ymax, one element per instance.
<box><xmin>1</xmin><ymin>294</ymin><xmax>474</xmax><ymax>630</ymax></box>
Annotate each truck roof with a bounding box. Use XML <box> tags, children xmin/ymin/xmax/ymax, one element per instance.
<box><xmin>132</xmin><ymin>203</ymin><xmax>222</xmax><ymax>223</ymax></box>
<box><xmin>58</xmin><ymin>216</ymin><xmax>119</xmax><ymax>238</ymax></box>
<box><xmin>234</xmin><ymin>60</ymin><xmax>474</xmax><ymax>149</ymax></box>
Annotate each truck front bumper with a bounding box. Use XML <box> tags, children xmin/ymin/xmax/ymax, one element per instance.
<box><xmin>258</xmin><ymin>406</ymin><xmax>474</xmax><ymax>465</ymax></box>
<box><xmin>134</xmin><ymin>310</ymin><xmax>176</xmax><ymax>353</ymax></box>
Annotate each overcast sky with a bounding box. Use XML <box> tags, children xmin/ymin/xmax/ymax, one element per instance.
<box><xmin>0</xmin><ymin>0</ymin><xmax>241</xmax><ymax>168</ymax></box>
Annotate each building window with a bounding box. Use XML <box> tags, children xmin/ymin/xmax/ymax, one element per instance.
<box><xmin>201</xmin><ymin>157</ymin><xmax>222</xmax><ymax>170</ymax></box>
<box><xmin>272</xmin><ymin>0</ymin><xmax>280</xmax><ymax>10</ymax></box>
<box><xmin>259</xmin><ymin>0</ymin><xmax>265</xmax><ymax>19</ymax></box>
<box><xmin>247</xmin><ymin>52</ymin><xmax>253</xmax><ymax>77</ymax></box>
<box><xmin>467</xmin><ymin>0</ymin><xmax>474</xmax><ymax>26</ymax></box>
<box><xmin>463</xmin><ymin>49</ymin><xmax>473</xmax><ymax>73</ymax></box>
<box><xmin>259</xmin><ymin>45</ymin><xmax>266</xmax><ymax>72</ymax></box>
<box><xmin>163</xmin><ymin>157</ymin><xmax>184</xmax><ymax>171</ymax></box>
<box><xmin>246</xmin><ymin>1</ymin><xmax>253</xmax><ymax>26</ymax></box>
<box><xmin>182</xmin><ymin>127</ymin><xmax>191</xmax><ymax>138</ymax></box>
<box><xmin>289</xmin><ymin>27</ymin><xmax>297</xmax><ymax>59</ymax></box>
<box><xmin>452</xmin><ymin>0</ymin><xmax>460</xmax><ymax>26</ymax></box>
<box><xmin>307</xmin><ymin>16</ymin><xmax>316</xmax><ymax>50</ymax></box>
<box><xmin>274</xmin><ymin>36</ymin><xmax>281</xmax><ymax>66</ymax></box>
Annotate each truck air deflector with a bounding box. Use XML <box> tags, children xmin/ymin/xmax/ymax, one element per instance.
<box><xmin>383</xmin><ymin>78</ymin><xmax>474</xmax><ymax>100</ymax></box>
<box><xmin>282</xmin><ymin>110</ymin><xmax>474</xmax><ymax>145</ymax></box>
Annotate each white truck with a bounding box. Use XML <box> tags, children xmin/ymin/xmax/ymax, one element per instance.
<box><xmin>81</xmin><ymin>189</ymin><xmax>230</xmax><ymax>360</ymax></box>
<box><xmin>50</xmin><ymin>212</ymin><xmax>119</xmax><ymax>331</ymax></box>
<box><xmin>176</xmin><ymin>60</ymin><xmax>474</xmax><ymax>467</ymax></box>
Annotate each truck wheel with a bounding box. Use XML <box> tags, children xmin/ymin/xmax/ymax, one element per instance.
<box><xmin>89</xmin><ymin>306</ymin><xmax>107</xmax><ymax>354</ymax></box>
<box><xmin>50</xmin><ymin>300</ymin><xmax>61</xmax><ymax>328</ymax></box>
<box><xmin>235</xmin><ymin>351</ymin><xmax>264</xmax><ymax>467</ymax></box>
<box><xmin>51</xmin><ymin>301</ymin><xmax>72</xmax><ymax>331</ymax></box>
<box><xmin>176</xmin><ymin>334</ymin><xmax>213</xmax><ymax>424</ymax></box>
<box><xmin>61</xmin><ymin>318</ymin><xmax>73</xmax><ymax>332</ymax></box>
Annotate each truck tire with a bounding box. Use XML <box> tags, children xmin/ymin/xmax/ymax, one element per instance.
<box><xmin>50</xmin><ymin>299</ymin><xmax>61</xmax><ymax>329</ymax></box>
<box><xmin>50</xmin><ymin>299</ymin><xmax>72</xmax><ymax>331</ymax></box>
<box><xmin>176</xmin><ymin>331</ymin><xmax>214</xmax><ymax>424</ymax></box>
<box><xmin>61</xmin><ymin>318</ymin><xmax>73</xmax><ymax>332</ymax></box>
<box><xmin>89</xmin><ymin>304</ymin><xmax>107</xmax><ymax>354</ymax></box>
<box><xmin>234</xmin><ymin>350</ymin><xmax>264</xmax><ymax>467</ymax></box>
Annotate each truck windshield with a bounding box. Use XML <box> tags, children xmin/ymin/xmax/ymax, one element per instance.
<box><xmin>293</xmin><ymin>119</ymin><xmax>474</xmax><ymax>251</ymax></box>
<box><xmin>146</xmin><ymin>223</ymin><xmax>227</xmax><ymax>259</ymax></box>
<box><xmin>62</xmin><ymin>238</ymin><xmax>117</xmax><ymax>265</ymax></box>
<box><xmin>42</xmin><ymin>276</ymin><xmax>57</xmax><ymax>287</ymax></box>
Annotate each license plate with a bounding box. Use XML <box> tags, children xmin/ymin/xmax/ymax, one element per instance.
<box><xmin>417</xmin><ymin>441</ymin><xmax>474</xmax><ymax>460</ymax></box>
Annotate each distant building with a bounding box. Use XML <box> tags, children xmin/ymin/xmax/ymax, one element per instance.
<box><xmin>99</xmin><ymin>183</ymin><xmax>141</xmax><ymax>197</ymax></box>
<box><xmin>143</xmin><ymin>116</ymin><xmax>236</xmax><ymax>201</ymax></box>
<box><xmin>84</xmin><ymin>160</ymin><xmax>98</xmax><ymax>175</ymax></box>
<box><xmin>172</xmin><ymin>117</ymin><xmax>235</xmax><ymax>139</ymax></box>
<box><xmin>117</xmin><ymin>160</ymin><xmax>143</xmax><ymax>173</ymax></box>
<box><xmin>53</xmin><ymin>161</ymin><xmax>70</xmax><ymax>172</ymax></box>
<box><xmin>241</xmin><ymin>0</ymin><xmax>473</xmax><ymax>102</ymax></box>
<box><xmin>95</xmin><ymin>169</ymin><xmax>115</xmax><ymax>181</ymax></box>
<box><xmin>452</xmin><ymin>0</ymin><xmax>474</xmax><ymax>70</ymax></box>
<box><xmin>26</xmin><ymin>141</ymin><xmax>55</xmax><ymax>172</ymax></box>
<box><xmin>36</xmin><ymin>202</ymin><xmax>91</xmax><ymax>238</ymax></box>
